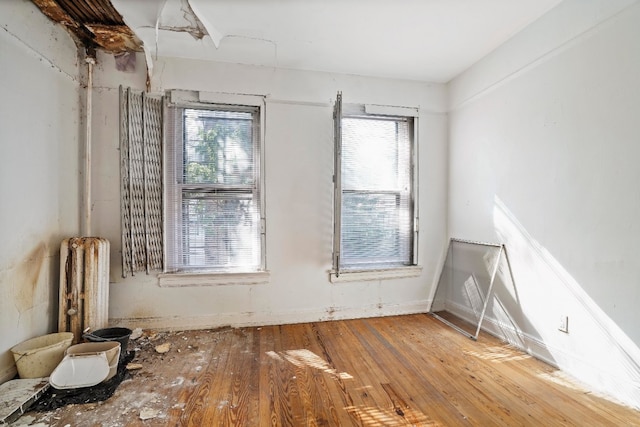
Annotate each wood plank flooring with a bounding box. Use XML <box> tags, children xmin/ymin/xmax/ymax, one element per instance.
<box><xmin>24</xmin><ymin>314</ymin><xmax>640</xmax><ymax>426</ymax></box>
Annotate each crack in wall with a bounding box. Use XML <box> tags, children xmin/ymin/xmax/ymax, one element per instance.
<box><xmin>157</xmin><ymin>24</ymin><xmax>205</xmax><ymax>39</ymax></box>
<box><xmin>178</xmin><ymin>0</ymin><xmax>207</xmax><ymax>40</ymax></box>
<box><xmin>1</xmin><ymin>26</ymin><xmax>80</xmax><ymax>83</ymax></box>
<box><xmin>221</xmin><ymin>34</ymin><xmax>279</xmax><ymax>67</ymax></box>
<box><xmin>154</xmin><ymin>0</ymin><xmax>208</xmax><ymax>41</ymax></box>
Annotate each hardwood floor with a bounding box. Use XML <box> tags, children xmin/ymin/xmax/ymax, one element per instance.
<box><xmin>25</xmin><ymin>314</ymin><xmax>640</xmax><ymax>426</ymax></box>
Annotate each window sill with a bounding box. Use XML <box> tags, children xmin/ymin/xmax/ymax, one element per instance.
<box><xmin>329</xmin><ymin>266</ymin><xmax>422</xmax><ymax>283</ymax></box>
<box><xmin>158</xmin><ymin>271</ymin><xmax>270</xmax><ymax>287</ymax></box>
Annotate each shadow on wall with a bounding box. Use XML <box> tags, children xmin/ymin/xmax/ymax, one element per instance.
<box><xmin>430</xmin><ymin>237</ymin><xmax>549</xmax><ymax>362</ymax></box>
<box><xmin>485</xmin><ymin>242</ymin><xmax>554</xmax><ymax>362</ymax></box>
<box><xmin>490</xmin><ymin>196</ymin><xmax>640</xmax><ymax>407</ymax></box>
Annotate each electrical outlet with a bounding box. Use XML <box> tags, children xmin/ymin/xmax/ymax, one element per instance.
<box><xmin>559</xmin><ymin>315</ymin><xmax>569</xmax><ymax>333</ymax></box>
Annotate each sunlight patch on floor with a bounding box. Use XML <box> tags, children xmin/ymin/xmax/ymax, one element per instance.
<box><xmin>266</xmin><ymin>349</ymin><xmax>353</xmax><ymax>380</ymax></box>
<box><xmin>345</xmin><ymin>405</ymin><xmax>438</xmax><ymax>426</ymax></box>
<box><xmin>465</xmin><ymin>345</ymin><xmax>532</xmax><ymax>363</ymax></box>
<box><xmin>537</xmin><ymin>370</ymin><xmax>589</xmax><ymax>393</ymax></box>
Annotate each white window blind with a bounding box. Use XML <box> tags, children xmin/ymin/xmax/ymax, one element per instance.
<box><xmin>334</xmin><ymin>93</ymin><xmax>417</xmax><ymax>273</ymax></box>
<box><xmin>165</xmin><ymin>103</ymin><xmax>263</xmax><ymax>272</ymax></box>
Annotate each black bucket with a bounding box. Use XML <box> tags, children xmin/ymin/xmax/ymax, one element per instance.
<box><xmin>83</xmin><ymin>327</ymin><xmax>132</xmax><ymax>356</ymax></box>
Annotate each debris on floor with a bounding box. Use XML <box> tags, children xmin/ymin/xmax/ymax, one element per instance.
<box><xmin>10</xmin><ymin>327</ymin><xmax>233</xmax><ymax>426</ymax></box>
<box><xmin>0</xmin><ymin>378</ymin><xmax>49</xmax><ymax>424</ymax></box>
<box><xmin>129</xmin><ymin>328</ymin><xmax>143</xmax><ymax>341</ymax></box>
<box><xmin>154</xmin><ymin>342</ymin><xmax>171</xmax><ymax>354</ymax></box>
<box><xmin>30</xmin><ymin>351</ymin><xmax>135</xmax><ymax>412</ymax></box>
<box><xmin>139</xmin><ymin>407</ymin><xmax>159</xmax><ymax>420</ymax></box>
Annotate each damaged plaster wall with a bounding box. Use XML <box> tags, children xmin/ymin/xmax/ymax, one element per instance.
<box><xmin>157</xmin><ymin>0</ymin><xmax>210</xmax><ymax>41</ymax></box>
<box><xmin>89</xmin><ymin>52</ymin><xmax>448</xmax><ymax>330</ymax></box>
<box><xmin>0</xmin><ymin>1</ymin><xmax>81</xmax><ymax>382</ymax></box>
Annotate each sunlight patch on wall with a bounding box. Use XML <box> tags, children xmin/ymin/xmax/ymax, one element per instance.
<box><xmin>492</xmin><ymin>195</ymin><xmax>640</xmax><ymax>408</ymax></box>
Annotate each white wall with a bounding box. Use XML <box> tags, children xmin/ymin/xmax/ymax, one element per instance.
<box><xmin>0</xmin><ymin>1</ymin><xmax>81</xmax><ymax>382</ymax></box>
<box><xmin>90</xmin><ymin>54</ymin><xmax>449</xmax><ymax>331</ymax></box>
<box><xmin>448</xmin><ymin>0</ymin><xmax>640</xmax><ymax>408</ymax></box>
<box><xmin>1</xmin><ymin>0</ymin><xmax>638</xmax><ymax>412</ymax></box>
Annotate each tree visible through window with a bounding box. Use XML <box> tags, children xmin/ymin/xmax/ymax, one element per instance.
<box><xmin>166</xmin><ymin>105</ymin><xmax>263</xmax><ymax>272</ymax></box>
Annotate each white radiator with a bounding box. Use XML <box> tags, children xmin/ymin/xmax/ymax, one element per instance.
<box><xmin>59</xmin><ymin>237</ymin><xmax>110</xmax><ymax>343</ymax></box>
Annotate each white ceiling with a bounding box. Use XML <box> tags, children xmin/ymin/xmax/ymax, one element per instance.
<box><xmin>112</xmin><ymin>0</ymin><xmax>563</xmax><ymax>83</ymax></box>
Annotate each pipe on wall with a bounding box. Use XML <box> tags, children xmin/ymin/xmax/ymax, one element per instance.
<box><xmin>83</xmin><ymin>56</ymin><xmax>95</xmax><ymax>236</ymax></box>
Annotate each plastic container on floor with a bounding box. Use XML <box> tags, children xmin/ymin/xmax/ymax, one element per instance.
<box><xmin>83</xmin><ymin>327</ymin><xmax>131</xmax><ymax>357</ymax></box>
<box><xmin>10</xmin><ymin>332</ymin><xmax>74</xmax><ymax>379</ymax></box>
<box><xmin>49</xmin><ymin>352</ymin><xmax>110</xmax><ymax>389</ymax></box>
<box><xmin>65</xmin><ymin>341</ymin><xmax>121</xmax><ymax>380</ymax></box>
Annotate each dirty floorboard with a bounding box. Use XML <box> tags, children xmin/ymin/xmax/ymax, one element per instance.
<box><xmin>20</xmin><ymin>314</ymin><xmax>640</xmax><ymax>426</ymax></box>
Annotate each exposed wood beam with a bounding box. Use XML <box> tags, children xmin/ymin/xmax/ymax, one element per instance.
<box><xmin>30</xmin><ymin>0</ymin><xmax>142</xmax><ymax>56</ymax></box>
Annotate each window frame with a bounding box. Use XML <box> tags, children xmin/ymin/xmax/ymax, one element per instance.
<box><xmin>163</xmin><ymin>92</ymin><xmax>267</xmax><ymax>279</ymax></box>
<box><xmin>332</xmin><ymin>95</ymin><xmax>420</xmax><ymax>281</ymax></box>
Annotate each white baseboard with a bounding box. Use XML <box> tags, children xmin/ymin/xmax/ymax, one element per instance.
<box><xmin>444</xmin><ymin>301</ymin><xmax>640</xmax><ymax>410</ymax></box>
<box><xmin>109</xmin><ymin>300</ymin><xmax>431</xmax><ymax>331</ymax></box>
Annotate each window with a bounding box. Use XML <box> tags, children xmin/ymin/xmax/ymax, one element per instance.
<box><xmin>333</xmin><ymin>93</ymin><xmax>418</xmax><ymax>276</ymax></box>
<box><xmin>165</xmin><ymin>101</ymin><xmax>264</xmax><ymax>273</ymax></box>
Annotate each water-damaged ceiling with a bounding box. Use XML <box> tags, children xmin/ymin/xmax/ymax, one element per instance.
<box><xmin>33</xmin><ymin>0</ymin><xmax>564</xmax><ymax>83</ymax></box>
<box><xmin>31</xmin><ymin>0</ymin><xmax>142</xmax><ymax>56</ymax></box>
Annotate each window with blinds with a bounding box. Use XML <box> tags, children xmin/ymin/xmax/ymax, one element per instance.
<box><xmin>165</xmin><ymin>103</ymin><xmax>264</xmax><ymax>273</ymax></box>
<box><xmin>334</xmin><ymin>94</ymin><xmax>417</xmax><ymax>273</ymax></box>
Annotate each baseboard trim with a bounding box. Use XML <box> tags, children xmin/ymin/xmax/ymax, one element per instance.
<box><xmin>444</xmin><ymin>301</ymin><xmax>640</xmax><ymax>410</ymax></box>
<box><xmin>109</xmin><ymin>300</ymin><xmax>432</xmax><ymax>332</ymax></box>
